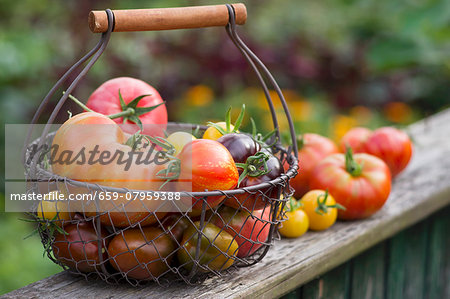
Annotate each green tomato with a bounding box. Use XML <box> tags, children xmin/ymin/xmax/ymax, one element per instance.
<box><xmin>177</xmin><ymin>221</ymin><xmax>238</xmax><ymax>272</ymax></box>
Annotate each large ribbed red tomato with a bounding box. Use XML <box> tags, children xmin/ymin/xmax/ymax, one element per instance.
<box><xmin>310</xmin><ymin>150</ymin><xmax>391</xmax><ymax>220</ymax></box>
<box><xmin>339</xmin><ymin>127</ymin><xmax>372</xmax><ymax>153</ymax></box>
<box><xmin>51</xmin><ymin>112</ymin><xmax>167</xmax><ymax>227</ymax></box>
<box><xmin>285</xmin><ymin>134</ymin><xmax>339</xmax><ymax>199</ymax></box>
<box><xmin>86</xmin><ymin>77</ymin><xmax>167</xmax><ymax>136</ymax></box>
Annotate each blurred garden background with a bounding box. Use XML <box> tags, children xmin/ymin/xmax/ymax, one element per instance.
<box><xmin>0</xmin><ymin>0</ymin><xmax>449</xmax><ymax>294</ymax></box>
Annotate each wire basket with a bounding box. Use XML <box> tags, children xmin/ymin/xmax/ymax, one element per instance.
<box><xmin>23</xmin><ymin>4</ymin><xmax>299</xmax><ymax>286</ymax></box>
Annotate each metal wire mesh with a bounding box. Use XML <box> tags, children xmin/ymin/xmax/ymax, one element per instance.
<box><xmin>24</xmin><ymin>5</ymin><xmax>299</xmax><ymax>285</ymax></box>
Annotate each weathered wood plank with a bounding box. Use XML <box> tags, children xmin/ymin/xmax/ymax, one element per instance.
<box><xmin>3</xmin><ymin>109</ymin><xmax>450</xmax><ymax>299</ymax></box>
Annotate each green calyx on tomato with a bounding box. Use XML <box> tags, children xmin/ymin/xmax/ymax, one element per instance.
<box><xmin>67</xmin><ymin>91</ymin><xmax>165</xmax><ymax>132</ymax></box>
<box><xmin>249</xmin><ymin>118</ymin><xmax>277</xmax><ymax>148</ymax></box>
<box><xmin>207</xmin><ymin>104</ymin><xmax>246</xmax><ymax>135</ymax></box>
<box><xmin>235</xmin><ymin>151</ymin><xmax>271</xmax><ymax>187</ymax></box>
<box><xmin>345</xmin><ymin>147</ymin><xmax>363</xmax><ymax>177</ymax></box>
<box><xmin>285</xmin><ymin>196</ymin><xmax>302</xmax><ymax>212</ymax></box>
<box><xmin>313</xmin><ymin>190</ymin><xmax>345</xmax><ymax>216</ymax></box>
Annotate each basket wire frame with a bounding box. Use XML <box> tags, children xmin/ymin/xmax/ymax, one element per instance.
<box><xmin>24</xmin><ymin>5</ymin><xmax>299</xmax><ymax>286</ymax></box>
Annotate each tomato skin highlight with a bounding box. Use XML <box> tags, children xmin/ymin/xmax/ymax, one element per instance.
<box><xmin>108</xmin><ymin>227</ymin><xmax>175</xmax><ymax>280</ymax></box>
<box><xmin>285</xmin><ymin>134</ymin><xmax>339</xmax><ymax>199</ymax></box>
<box><xmin>177</xmin><ymin>139</ymin><xmax>239</xmax><ymax>210</ymax></box>
<box><xmin>310</xmin><ymin>153</ymin><xmax>391</xmax><ymax>220</ymax></box>
<box><xmin>362</xmin><ymin>127</ymin><xmax>413</xmax><ymax>177</ymax></box>
<box><xmin>86</xmin><ymin>77</ymin><xmax>167</xmax><ymax>136</ymax></box>
<box><xmin>217</xmin><ymin>133</ymin><xmax>261</xmax><ymax>164</ymax></box>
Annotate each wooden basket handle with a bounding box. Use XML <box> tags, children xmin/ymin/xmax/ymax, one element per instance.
<box><xmin>89</xmin><ymin>4</ymin><xmax>246</xmax><ymax>33</ymax></box>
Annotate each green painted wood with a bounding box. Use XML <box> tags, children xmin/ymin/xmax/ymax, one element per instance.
<box><xmin>424</xmin><ymin>206</ymin><xmax>450</xmax><ymax>299</ymax></box>
<box><xmin>385</xmin><ymin>220</ymin><xmax>429</xmax><ymax>299</ymax></box>
<box><xmin>351</xmin><ymin>242</ymin><xmax>386</xmax><ymax>299</ymax></box>
<box><xmin>300</xmin><ymin>263</ymin><xmax>350</xmax><ymax>299</ymax></box>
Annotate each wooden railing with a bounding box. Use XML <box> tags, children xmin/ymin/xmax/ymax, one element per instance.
<box><xmin>4</xmin><ymin>108</ymin><xmax>450</xmax><ymax>299</ymax></box>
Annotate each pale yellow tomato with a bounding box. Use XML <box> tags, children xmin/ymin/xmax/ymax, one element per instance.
<box><xmin>166</xmin><ymin>131</ymin><xmax>196</xmax><ymax>155</ymax></box>
<box><xmin>37</xmin><ymin>191</ymin><xmax>72</xmax><ymax>222</ymax></box>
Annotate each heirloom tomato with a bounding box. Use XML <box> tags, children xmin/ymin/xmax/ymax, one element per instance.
<box><xmin>310</xmin><ymin>149</ymin><xmax>391</xmax><ymax>220</ymax></box>
<box><xmin>52</xmin><ymin>223</ymin><xmax>109</xmax><ymax>272</ymax></box>
<box><xmin>339</xmin><ymin>127</ymin><xmax>372</xmax><ymax>153</ymax></box>
<box><xmin>108</xmin><ymin>227</ymin><xmax>175</xmax><ymax>280</ymax></box>
<box><xmin>225</xmin><ymin>151</ymin><xmax>283</xmax><ymax>210</ymax></box>
<box><xmin>178</xmin><ymin>222</ymin><xmax>238</xmax><ymax>272</ymax></box>
<box><xmin>86</xmin><ymin>77</ymin><xmax>167</xmax><ymax>136</ymax></box>
<box><xmin>209</xmin><ymin>206</ymin><xmax>271</xmax><ymax>257</ymax></box>
<box><xmin>52</xmin><ymin>112</ymin><xmax>167</xmax><ymax>227</ymax></box>
<box><xmin>37</xmin><ymin>191</ymin><xmax>73</xmax><ymax>224</ymax></box>
<box><xmin>177</xmin><ymin>139</ymin><xmax>239</xmax><ymax>210</ymax></box>
<box><xmin>285</xmin><ymin>134</ymin><xmax>339</xmax><ymax>199</ymax></box>
<box><xmin>300</xmin><ymin>190</ymin><xmax>343</xmax><ymax>231</ymax></box>
<box><xmin>362</xmin><ymin>127</ymin><xmax>413</xmax><ymax>177</ymax></box>
<box><xmin>217</xmin><ymin>133</ymin><xmax>261</xmax><ymax>163</ymax></box>
<box><xmin>278</xmin><ymin>197</ymin><xmax>309</xmax><ymax>238</ymax></box>
<box><xmin>166</xmin><ymin>131</ymin><xmax>196</xmax><ymax>155</ymax></box>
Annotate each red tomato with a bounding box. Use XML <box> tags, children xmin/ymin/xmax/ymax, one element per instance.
<box><xmin>310</xmin><ymin>150</ymin><xmax>391</xmax><ymax>220</ymax></box>
<box><xmin>362</xmin><ymin>127</ymin><xmax>413</xmax><ymax>177</ymax></box>
<box><xmin>177</xmin><ymin>139</ymin><xmax>239</xmax><ymax>210</ymax></box>
<box><xmin>339</xmin><ymin>127</ymin><xmax>372</xmax><ymax>153</ymax></box>
<box><xmin>52</xmin><ymin>223</ymin><xmax>109</xmax><ymax>273</ymax></box>
<box><xmin>209</xmin><ymin>206</ymin><xmax>271</xmax><ymax>258</ymax></box>
<box><xmin>52</xmin><ymin>112</ymin><xmax>167</xmax><ymax>227</ymax></box>
<box><xmin>86</xmin><ymin>77</ymin><xmax>167</xmax><ymax>136</ymax></box>
<box><xmin>285</xmin><ymin>134</ymin><xmax>339</xmax><ymax>199</ymax></box>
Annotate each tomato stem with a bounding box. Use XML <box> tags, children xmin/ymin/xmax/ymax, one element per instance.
<box><xmin>314</xmin><ymin>190</ymin><xmax>346</xmax><ymax>216</ymax></box>
<box><xmin>345</xmin><ymin>147</ymin><xmax>363</xmax><ymax>177</ymax></box>
<box><xmin>235</xmin><ymin>151</ymin><xmax>271</xmax><ymax>187</ymax></box>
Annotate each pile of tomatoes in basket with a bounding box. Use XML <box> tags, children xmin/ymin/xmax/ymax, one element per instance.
<box><xmin>35</xmin><ymin>77</ymin><xmax>289</xmax><ymax>280</ymax></box>
<box><xmin>278</xmin><ymin>126</ymin><xmax>413</xmax><ymax>238</ymax></box>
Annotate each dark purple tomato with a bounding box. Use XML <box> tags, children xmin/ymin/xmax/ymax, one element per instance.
<box><xmin>217</xmin><ymin>133</ymin><xmax>261</xmax><ymax>163</ymax></box>
<box><xmin>225</xmin><ymin>152</ymin><xmax>284</xmax><ymax>210</ymax></box>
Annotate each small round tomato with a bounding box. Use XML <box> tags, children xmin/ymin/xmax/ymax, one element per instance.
<box><xmin>37</xmin><ymin>191</ymin><xmax>73</xmax><ymax>224</ymax></box>
<box><xmin>285</xmin><ymin>134</ymin><xmax>339</xmax><ymax>199</ymax></box>
<box><xmin>209</xmin><ymin>206</ymin><xmax>271</xmax><ymax>258</ymax></box>
<box><xmin>278</xmin><ymin>198</ymin><xmax>309</xmax><ymax>238</ymax></box>
<box><xmin>86</xmin><ymin>77</ymin><xmax>167</xmax><ymax>136</ymax></box>
<box><xmin>52</xmin><ymin>223</ymin><xmax>109</xmax><ymax>273</ymax></box>
<box><xmin>166</xmin><ymin>132</ymin><xmax>196</xmax><ymax>156</ymax></box>
<box><xmin>203</xmin><ymin>122</ymin><xmax>235</xmax><ymax>140</ymax></box>
<box><xmin>362</xmin><ymin>127</ymin><xmax>413</xmax><ymax>177</ymax></box>
<box><xmin>177</xmin><ymin>139</ymin><xmax>239</xmax><ymax>210</ymax></box>
<box><xmin>178</xmin><ymin>221</ymin><xmax>238</xmax><ymax>272</ymax></box>
<box><xmin>339</xmin><ymin>127</ymin><xmax>372</xmax><ymax>153</ymax></box>
<box><xmin>310</xmin><ymin>149</ymin><xmax>391</xmax><ymax>220</ymax></box>
<box><xmin>108</xmin><ymin>227</ymin><xmax>175</xmax><ymax>280</ymax></box>
<box><xmin>300</xmin><ymin>190</ymin><xmax>343</xmax><ymax>231</ymax></box>
<box><xmin>217</xmin><ymin>133</ymin><xmax>260</xmax><ymax>163</ymax></box>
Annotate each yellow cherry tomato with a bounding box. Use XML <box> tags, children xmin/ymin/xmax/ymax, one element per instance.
<box><xmin>301</xmin><ymin>190</ymin><xmax>343</xmax><ymax>231</ymax></box>
<box><xmin>278</xmin><ymin>198</ymin><xmax>309</xmax><ymax>238</ymax></box>
<box><xmin>37</xmin><ymin>191</ymin><xmax>72</xmax><ymax>223</ymax></box>
<box><xmin>166</xmin><ymin>131</ymin><xmax>196</xmax><ymax>155</ymax></box>
<box><xmin>202</xmin><ymin>122</ymin><xmax>235</xmax><ymax>140</ymax></box>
